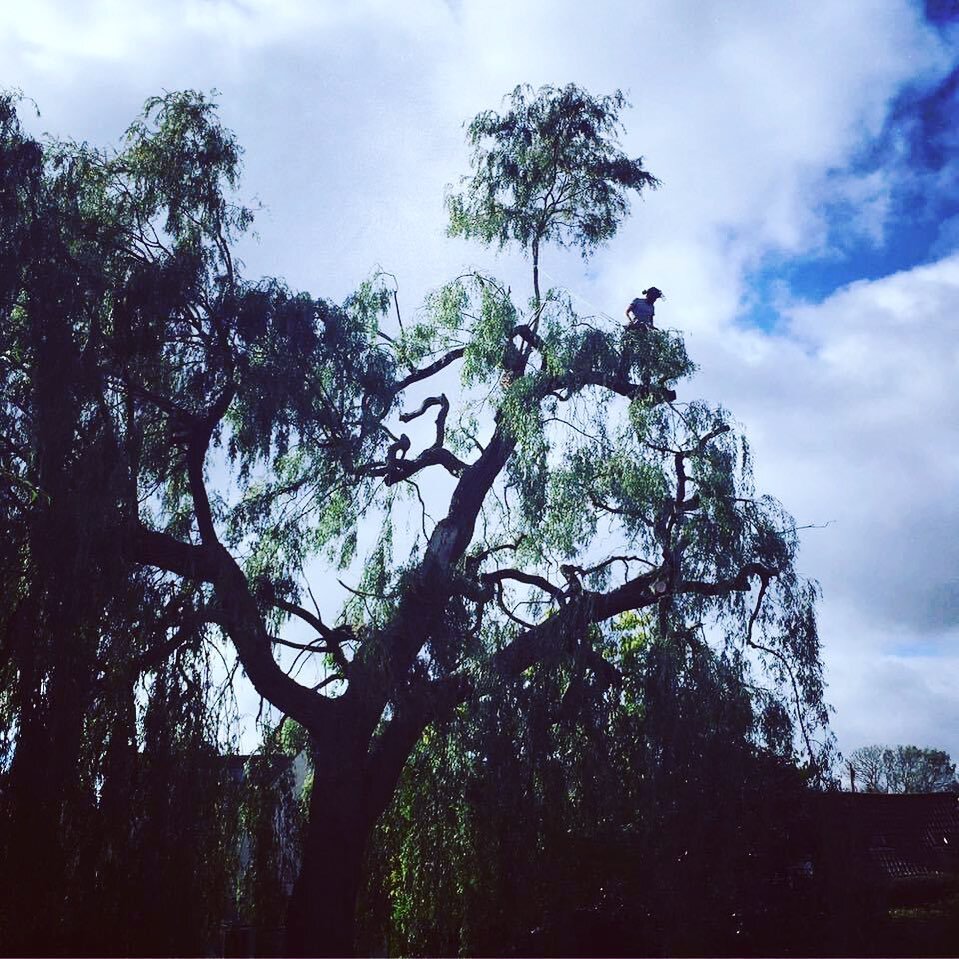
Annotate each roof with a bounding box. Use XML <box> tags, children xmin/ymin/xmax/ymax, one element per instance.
<box><xmin>820</xmin><ymin>792</ymin><xmax>959</xmax><ymax>883</ymax></box>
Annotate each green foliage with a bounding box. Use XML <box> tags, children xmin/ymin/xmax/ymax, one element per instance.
<box><xmin>0</xmin><ymin>87</ymin><xmax>347</xmax><ymax>953</ymax></box>
<box><xmin>361</xmin><ymin>621</ymin><xmax>811</xmax><ymax>957</ymax></box>
<box><xmin>0</xmin><ymin>81</ymin><xmax>833</xmax><ymax>958</ymax></box>
<box><xmin>621</xmin><ymin>324</ymin><xmax>696</xmax><ymax>380</ymax></box>
<box><xmin>278</xmin><ymin>717</ymin><xmax>309</xmax><ymax>757</ymax></box>
<box><xmin>235</xmin><ymin>745</ymin><xmax>305</xmax><ymax>942</ymax></box>
<box><xmin>447</xmin><ymin>84</ymin><xmax>659</xmax><ymax>258</ymax></box>
<box><xmin>461</xmin><ymin>277</ymin><xmax>519</xmax><ymax>385</ymax></box>
<box><xmin>343</xmin><ymin>515</ymin><xmax>396</xmax><ymax>630</ymax></box>
<box><xmin>118</xmin><ymin>654</ymin><xmax>241</xmax><ymax>956</ymax></box>
<box><xmin>122</xmin><ymin>90</ymin><xmax>251</xmax><ymax>244</ymax></box>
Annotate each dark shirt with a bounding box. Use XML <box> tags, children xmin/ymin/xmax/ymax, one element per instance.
<box><xmin>628</xmin><ymin>298</ymin><xmax>655</xmax><ymax>327</ymax></box>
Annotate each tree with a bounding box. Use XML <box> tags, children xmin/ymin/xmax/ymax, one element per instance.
<box><xmin>359</xmin><ymin>613</ymin><xmax>814</xmax><ymax>957</ymax></box>
<box><xmin>847</xmin><ymin>744</ymin><xmax>957</xmax><ymax>793</ymax></box>
<box><xmin>0</xmin><ymin>84</ymin><xmax>829</xmax><ymax>956</ymax></box>
<box><xmin>0</xmin><ymin>90</ymin><xmax>247</xmax><ymax>956</ymax></box>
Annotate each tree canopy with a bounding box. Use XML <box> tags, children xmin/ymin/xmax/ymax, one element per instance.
<box><xmin>0</xmin><ymin>83</ymin><xmax>831</xmax><ymax>957</ymax></box>
<box><xmin>447</xmin><ymin>84</ymin><xmax>660</xmax><ymax>296</ymax></box>
<box><xmin>847</xmin><ymin>744</ymin><xmax>958</xmax><ymax>794</ymax></box>
<box><xmin>360</xmin><ymin>612</ymin><xmax>814</xmax><ymax>956</ymax></box>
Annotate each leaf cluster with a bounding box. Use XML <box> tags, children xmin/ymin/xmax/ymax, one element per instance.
<box><xmin>447</xmin><ymin>84</ymin><xmax>659</xmax><ymax>257</ymax></box>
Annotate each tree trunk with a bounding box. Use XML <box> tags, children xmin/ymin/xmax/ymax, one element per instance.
<box><xmin>284</xmin><ymin>746</ymin><xmax>372</xmax><ymax>958</ymax></box>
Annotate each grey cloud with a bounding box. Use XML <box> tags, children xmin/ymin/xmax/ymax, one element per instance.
<box><xmin>825</xmin><ymin>641</ymin><xmax>959</xmax><ymax>760</ymax></box>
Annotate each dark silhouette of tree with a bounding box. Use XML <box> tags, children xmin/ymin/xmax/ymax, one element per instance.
<box><xmin>848</xmin><ymin>744</ymin><xmax>957</xmax><ymax>793</ymax></box>
<box><xmin>0</xmin><ymin>91</ymin><xmax>245</xmax><ymax>956</ymax></box>
<box><xmin>0</xmin><ymin>84</ymin><xmax>830</xmax><ymax>956</ymax></box>
<box><xmin>359</xmin><ymin>612</ymin><xmax>814</xmax><ymax>957</ymax></box>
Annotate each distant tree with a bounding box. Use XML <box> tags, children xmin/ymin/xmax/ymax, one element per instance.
<box><xmin>847</xmin><ymin>744</ymin><xmax>957</xmax><ymax>793</ymax></box>
<box><xmin>0</xmin><ymin>84</ymin><xmax>830</xmax><ymax>957</ymax></box>
<box><xmin>847</xmin><ymin>744</ymin><xmax>886</xmax><ymax>792</ymax></box>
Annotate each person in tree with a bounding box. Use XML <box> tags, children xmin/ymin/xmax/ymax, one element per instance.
<box><xmin>621</xmin><ymin>286</ymin><xmax>664</xmax><ymax>383</ymax></box>
<box><xmin>626</xmin><ymin>286</ymin><xmax>664</xmax><ymax>329</ymax></box>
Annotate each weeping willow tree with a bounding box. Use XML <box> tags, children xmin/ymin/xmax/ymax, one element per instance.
<box><xmin>1</xmin><ymin>84</ymin><xmax>830</xmax><ymax>957</ymax></box>
<box><xmin>0</xmin><ymin>92</ymin><xmax>250</xmax><ymax>956</ymax></box>
<box><xmin>359</xmin><ymin>612</ymin><xmax>815</xmax><ymax>957</ymax></box>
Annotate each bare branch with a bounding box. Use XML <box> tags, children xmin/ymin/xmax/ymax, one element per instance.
<box><xmin>270</xmin><ymin>596</ymin><xmax>332</xmax><ymax>640</ymax></box>
<box><xmin>648</xmin><ymin>423</ymin><xmax>731</xmax><ymax>458</ymax></box>
<box><xmin>372</xmin><ymin>395</ymin><xmax>468</xmax><ymax>485</ymax></box>
<box><xmin>338</xmin><ymin>578</ymin><xmax>395</xmax><ymax>601</ymax></box>
<box><xmin>270</xmin><ymin>634</ymin><xmax>329</xmax><ymax>652</ymax></box>
<box><xmin>494</xmin><ymin>581</ymin><xmax>539</xmax><ymax>629</ymax></box>
<box><xmin>268</xmin><ymin>598</ymin><xmax>351</xmax><ymax>676</ymax></box>
<box><xmin>577</xmin><ymin>555</ymin><xmax>656</xmax><ymax>577</ymax></box>
<box><xmin>393</xmin><ymin>347</ymin><xmax>466</xmax><ymax>392</ymax></box>
<box><xmin>512</xmin><ymin>324</ymin><xmax>543</xmax><ymax>351</ymax></box>
<box><xmin>482</xmin><ymin>567</ymin><xmax>565</xmax><ymax>603</ymax></box>
<box><xmin>400</xmin><ymin>393</ymin><xmax>450</xmax><ymax>448</ymax></box>
<box><xmin>379</xmin><ymin>444</ymin><xmax>468</xmax><ymax>486</ymax></box>
<box><xmin>399</xmin><ymin>394</ymin><xmax>447</xmax><ymax>425</ymax></box>
<box><xmin>404</xmin><ymin>478</ymin><xmax>431</xmax><ymax>539</ymax></box>
<box><xmin>466</xmin><ymin>537</ymin><xmax>525</xmax><ymax>571</ymax></box>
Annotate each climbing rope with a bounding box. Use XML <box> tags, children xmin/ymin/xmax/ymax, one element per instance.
<box><xmin>540</xmin><ymin>268</ymin><xmax>618</xmax><ymax>325</ymax></box>
<box><xmin>540</xmin><ymin>268</ymin><xmax>685</xmax><ymax>338</ymax></box>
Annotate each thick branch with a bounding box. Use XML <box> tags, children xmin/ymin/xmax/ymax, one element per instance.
<box><xmin>557</xmin><ymin>367</ymin><xmax>677</xmax><ymax>403</ymax></box>
<box><xmin>127</xmin><ymin>523</ymin><xmax>218</xmax><ymax>581</ymax></box>
<box><xmin>482</xmin><ymin>567</ymin><xmax>565</xmax><ymax>603</ymax></box>
<box><xmin>364</xmin><ymin>672</ymin><xmax>472</xmax><ymax>824</ymax></box>
<box><xmin>399</xmin><ymin>394</ymin><xmax>447</xmax><ymax>426</ymax></box>
<box><xmin>379</xmin><ymin>444</ymin><xmax>467</xmax><ymax>486</ymax></box>
<box><xmin>363</xmin><ymin>562</ymin><xmax>776</xmax><ymax>831</ymax></box>
<box><xmin>128</xmin><ymin>524</ymin><xmax>328</xmax><ymax>727</ymax></box>
<box><xmin>270</xmin><ymin>597</ymin><xmax>351</xmax><ymax>674</ymax></box>
<box><xmin>400</xmin><ymin>393</ymin><xmax>450</xmax><ymax>448</ymax></box>
<box><xmin>376</xmin><ymin>394</ymin><xmax>466</xmax><ymax>485</ymax></box>
<box><xmin>493</xmin><ymin>561</ymin><xmax>775</xmax><ymax>678</ymax></box>
<box><xmin>186</xmin><ymin>442</ymin><xmax>216</xmax><ymax>544</ymax></box>
<box><xmin>423</xmin><ymin>424</ymin><xmax>515</xmax><ymax>572</ymax></box>
<box><xmin>393</xmin><ymin>347</ymin><xmax>466</xmax><ymax>392</ymax></box>
<box><xmin>513</xmin><ymin>324</ymin><xmax>544</xmax><ymax>351</ymax></box>
<box><xmin>207</xmin><ymin>544</ymin><xmax>331</xmax><ymax>727</ymax></box>
<box><xmin>675</xmin><ymin>562</ymin><xmax>773</xmax><ymax>597</ymax></box>
<box><xmin>186</xmin><ymin>383</ymin><xmax>236</xmax><ymax>544</ymax></box>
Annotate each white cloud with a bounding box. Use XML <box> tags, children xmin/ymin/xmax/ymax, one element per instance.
<box><xmin>688</xmin><ymin>255</ymin><xmax>959</xmax><ymax>756</ymax></box>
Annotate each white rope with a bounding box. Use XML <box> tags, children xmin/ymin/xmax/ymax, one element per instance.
<box><xmin>540</xmin><ymin>268</ymin><xmax>618</xmax><ymax>324</ymax></box>
<box><xmin>540</xmin><ymin>269</ymin><xmax>685</xmax><ymax>336</ymax></box>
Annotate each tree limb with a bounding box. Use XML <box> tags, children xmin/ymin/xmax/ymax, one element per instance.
<box><xmin>270</xmin><ymin>597</ymin><xmax>351</xmax><ymax>674</ymax></box>
<box><xmin>128</xmin><ymin>523</ymin><xmax>329</xmax><ymax>727</ymax></box>
<box><xmin>482</xmin><ymin>567</ymin><xmax>565</xmax><ymax>603</ymax></box>
<box><xmin>393</xmin><ymin>347</ymin><xmax>466</xmax><ymax>392</ymax></box>
<box><xmin>379</xmin><ymin>444</ymin><xmax>468</xmax><ymax>486</ymax></box>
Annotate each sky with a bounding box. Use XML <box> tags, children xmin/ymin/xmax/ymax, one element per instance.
<box><xmin>3</xmin><ymin>0</ymin><xmax>958</xmax><ymax>765</ymax></box>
